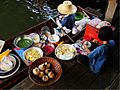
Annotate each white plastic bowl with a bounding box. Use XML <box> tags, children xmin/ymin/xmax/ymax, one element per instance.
<box><xmin>48</xmin><ymin>34</ymin><xmax>60</xmax><ymax>43</ymax></box>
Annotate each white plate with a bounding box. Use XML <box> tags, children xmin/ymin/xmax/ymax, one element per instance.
<box><xmin>55</xmin><ymin>44</ymin><xmax>77</xmax><ymax>60</ymax></box>
<box><xmin>0</xmin><ymin>54</ymin><xmax>21</xmax><ymax>78</ymax></box>
<box><xmin>0</xmin><ymin>54</ymin><xmax>16</xmax><ymax>73</ymax></box>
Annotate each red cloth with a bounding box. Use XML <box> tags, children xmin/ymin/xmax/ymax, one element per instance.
<box><xmin>83</xmin><ymin>24</ymin><xmax>103</xmax><ymax>44</ymax></box>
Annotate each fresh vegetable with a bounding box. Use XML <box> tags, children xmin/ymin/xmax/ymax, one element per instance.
<box><xmin>17</xmin><ymin>39</ymin><xmax>33</xmax><ymax>48</ymax></box>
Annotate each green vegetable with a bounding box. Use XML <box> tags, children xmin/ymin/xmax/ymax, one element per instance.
<box><xmin>17</xmin><ymin>39</ymin><xmax>33</xmax><ymax>48</ymax></box>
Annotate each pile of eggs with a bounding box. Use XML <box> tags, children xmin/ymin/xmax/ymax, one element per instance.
<box><xmin>32</xmin><ymin>62</ymin><xmax>55</xmax><ymax>82</ymax></box>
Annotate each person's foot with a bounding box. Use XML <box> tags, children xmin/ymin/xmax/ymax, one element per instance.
<box><xmin>62</xmin><ymin>27</ymin><xmax>71</xmax><ymax>34</ymax></box>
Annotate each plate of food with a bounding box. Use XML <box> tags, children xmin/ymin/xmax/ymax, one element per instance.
<box><xmin>48</xmin><ymin>34</ymin><xmax>60</xmax><ymax>44</ymax></box>
<box><xmin>75</xmin><ymin>12</ymin><xmax>84</xmax><ymax>21</ymax></box>
<box><xmin>0</xmin><ymin>54</ymin><xmax>16</xmax><ymax>73</ymax></box>
<box><xmin>29</xmin><ymin>33</ymin><xmax>40</xmax><ymax>43</ymax></box>
<box><xmin>28</xmin><ymin>57</ymin><xmax>62</xmax><ymax>86</ymax></box>
<box><xmin>55</xmin><ymin>44</ymin><xmax>77</xmax><ymax>60</ymax></box>
<box><xmin>83</xmin><ymin>41</ymin><xmax>91</xmax><ymax>48</ymax></box>
<box><xmin>13</xmin><ymin>35</ymin><xmax>33</xmax><ymax>48</ymax></box>
<box><xmin>42</xmin><ymin>43</ymin><xmax>55</xmax><ymax>55</ymax></box>
<box><xmin>23</xmin><ymin>47</ymin><xmax>43</xmax><ymax>62</ymax></box>
<box><xmin>0</xmin><ymin>54</ymin><xmax>21</xmax><ymax>78</ymax></box>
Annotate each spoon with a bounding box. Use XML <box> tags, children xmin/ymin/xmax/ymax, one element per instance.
<box><xmin>0</xmin><ymin>49</ymin><xmax>12</xmax><ymax>62</ymax></box>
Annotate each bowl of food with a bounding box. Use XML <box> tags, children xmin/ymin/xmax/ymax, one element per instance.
<box><xmin>0</xmin><ymin>54</ymin><xmax>16</xmax><ymax>73</ymax></box>
<box><xmin>42</xmin><ymin>43</ymin><xmax>55</xmax><ymax>55</ymax></box>
<box><xmin>83</xmin><ymin>41</ymin><xmax>91</xmax><ymax>48</ymax></box>
<box><xmin>48</xmin><ymin>34</ymin><xmax>60</xmax><ymax>44</ymax></box>
<box><xmin>23</xmin><ymin>47</ymin><xmax>43</xmax><ymax>62</ymax></box>
<box><xmin>75</xmin><ymin>12</ymin><xmax>84</xmax><ymax>21</ymax></box>
<box><xmin>28</xmin><ymin>57</ymin><xmax>62</xmax><ymax>86</ymax></box>
<box><xmin>29</xmin><ymin>33</ymin><xmax>40</xmax><ymax>43</ymax></box>
<box><xmin>13</xmin><ymin>35</ymin><xmax>33</xmax><ymax>48</ymax></box>
<box><xmin>0</xmin><ymin>54</ymin><xmax>21</xmax><ymax>78</ymax></box>
<box><xmin>55</xmin><ymin>44</ymin><xmax>77</xmax><ymax>60</ymax></box>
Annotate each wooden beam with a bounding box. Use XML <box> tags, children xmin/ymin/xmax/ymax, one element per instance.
<box><xmin>104</xmin><ymin>0</ymin><xmax>117</xmax><ymax>22</ymax></box>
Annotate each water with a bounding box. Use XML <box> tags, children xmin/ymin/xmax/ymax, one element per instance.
<box><xmin>0</xmin><ymin>0</ymin><xmax>60</xmax><ymax>40</ymax></box>
<box><xmin>0</xmin><ymin>0</ymin><xmax>108</xmax><ymax>40</ymax></box>
<box><xmin>25</xmin><ymin>0</ymin><xmax>59</xmax><ymax>19</ymax></box>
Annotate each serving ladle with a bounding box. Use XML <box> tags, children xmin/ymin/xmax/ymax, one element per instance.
<box><xmin>0</xmin><ymin>49</ymin><xmax>12</xmax><ymax>62</ymax></box>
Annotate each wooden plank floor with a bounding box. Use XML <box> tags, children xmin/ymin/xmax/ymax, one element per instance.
<box><xmin>11</xmin><ymin>43</ymin><xmax>119</xmax><ymax>89</ymax></box>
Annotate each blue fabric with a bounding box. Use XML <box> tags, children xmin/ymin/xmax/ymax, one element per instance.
<box><xmin>88</xmin><ymin>40</ymin><xmax>115</xmax><ymax>73</ymax></box>
<box><xmin>60</xmin><ymin>14</ymin><xmax>75</xmax><ymax>29</ymax></box>
<box><xmin>14</xmin><ymin>48</ymin><xmax>33</xmax><ymax>66</ymax></box>
<box><xmin>14</xmin><ymin>48</ymin><xmax>27</xmax><ymax>60</ymax></box>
